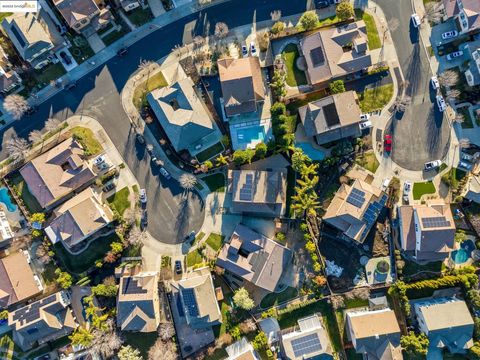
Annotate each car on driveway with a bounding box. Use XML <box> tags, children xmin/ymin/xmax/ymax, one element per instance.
<box><xmin>160</xmin><ymin>167</ymin><xmax>171</xmax><ymax>179</ymax></box>
<box><xmin>175</xmin><ymin>260</ymin><xmax>182</xmax><ymax>275</ymax></box>
<box><xmin>446</xmin><ymin>50</ymin><xmax>463</xmax><ymax>60</ymax></box>
<box><xmin>411</xmin><ymin>13</ymin><xmax>421</xmax><ymax>28</ymax></box>
<box><xmin>403</xmin><ymin>181</ymin><xmax>412</xmax><ymax>203</ymax></box>
<box><xmin>424</xmin><ymin>160</ymin><xmax>442</xmax><ymax>171</ymax></box>
<box><xmin>441</xmin><ymin>30</ymin><xmax>458</xmax><ymax>40</ymax></box>
<box><xmin>459</xmin><ymin>161</ymin><xmax>473</xmax><ymax>171</ymax></box>
<box><xmin>436</xmin><ymin>95</ymin><xmax>447</xmax><ymax>112</ymax></box>
<box><xmin>59</xmin><ymin>51</ymin><xmax>72</xmax><ymax>65</ymax></box>
<box><xmin>139</xmin><ymin>188</ymin><xmax>147</xmax><ymax>203</ymax></box>
<box><xmin>381</xmin><ymin>178</ymin><xmax>391</xmax><ymax>191</ymax></box>
<box><xmin>359</xmin><ymin>120</ymin><xmax>372</xmax><ymax>130</ymax></box>
<box><xmin>360</xmin><ymin>113</ymin><xmax>370</xmax><ymax>121</ymax></box>
<box><xmin>384</xmin><ymin>134</ymin><xmax>392</xmax><ymax>153</ymax></box>
<box><xmin>102</xmin><ymin>181</ymin><xmax>115</xmax><ymax>193</ymax></box>
<box><xmin>241</xmin><ymin>45</ymin><xmax>248</xmax><ymax>57</ymax></box>
<box><xmin>430</xmin><ymin>76</ymin><xmax>439</xmax><ymax>90</ymax></box>
<box><xmin>93</xmin><ymin>155</ymin><xmax>106</xmax><ymax>167</ymax></box>
<box><xmin>250</xmin><ymin>42</ymin><xmax>257</xmax><ymax>56</ymax></box>
<box><xmin>135</xmin><ymin>133</ymin><xmax>145</xmax><ymax>144</ymax></box>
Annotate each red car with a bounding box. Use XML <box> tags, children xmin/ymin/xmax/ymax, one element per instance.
<box><xmin>384</xmin><ymin>134</ymin><xmax>392</xmax><ymax>153</ymax></box>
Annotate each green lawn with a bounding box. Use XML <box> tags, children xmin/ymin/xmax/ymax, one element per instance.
<box><xmin>202</xmin><ymin>173</ymin><xmax>226</xmax><ymax>192</ymax></box>
<box><xmin>195</xmin><ymin>231</ymin><xmax>205</xmax><ymax>244</ymax></box>
<box><xmin>133</xmin><ymin>71</ymin><xmax>168</xmax><ymax>109</ymax></box>
<box><xmin>205</xmin><ymin>233</ymin><xmax>225</xmax><ymax>251</ymax></box>
<box><xmin>9</xmin><ymin>172</ymin><xmax>42</xmax><ymax>213</ymax></box>
<box><xmin>260</xmin><ymin>286</ymin><xmax>298</xmax><ymax>308</ymax></box>
<box><xmin>67</xmin><ymin>34</ymin><xmax>95</xmax><ymax>64</ymax></box>
<box><xmin>413</xmin><ymin>181</ymin><xmax>436</xmax><ymax>200</ymax></box>
<box><xmin>286</xmin><ymin>90</ymin><xmax>328</xmax><ymax>114</ymax></box>
<box><xmin>126</xmin><ymin>7</ymin><xmax>153</xmax><ymax>26</ymax></box>
<box><xmin>358</xmin><ymin>84</ymin><xmax>394</xmax><ymax>113</ymax></box>
<box><xmin>441</xmin><ymin>167</ymin><xmax>467</xmax><ymax>191</ymax></box>
<box><xmin>0</xmin><ymin>13</ymin><xmax>12</xmax><ymax>22</ymax></box>
<box><xmin>54</xmin><ymin>233</ymin><xmax>120</xmax><ymax>274</ymax></box>
<box><xmin>0</xmin><ymin>332</ymin><xmax>19</xmax><ymax>360</ymax></box>
<box><xmin>403</xmin><ymin>259</ymin><xmax>444</xmax><ymax>276</ymax></box>
<box><xmin>196</xmin><ymin>142</ymin><xmax>224</xmax><ymax>163</ymax></box>
<box><xmin>123</xmin><ymin>332</ymin><xmax>158</xmax><ymax>359</ymax></box>
<box><xmin>107</xmin><ymin>187</ymin><xmax>131</xmax><ymax>216</ymax></box>
<box><xmin>281</xmin><ymin>43</ymin><xmax>308</xmax><ymax>87</ymax></box>
<box><xmin>33</xmin><ymin>63</ymin><xmax>66</xmax><ymax>87</ymax></box>
<box><xmin>186</xmin><ymin>249</ymin><xmax>204</xmax><ymax>267</ymax></box>
<box><xmin>355</xmin><ymin>151</ymin><xmax>379</xmax><ymax>173</ymax></box>
<box><xmin>213</xmin><ymin>294</ymin><xmax>233</xmax><ymax>337</ymax></box>
<box><xmin>356</xmin><ymin>10</ymin><xmax>381</xmax><ymax>50</ymax></box>
<box><xmin>102</xmin><ymin>28</ymin><xmax>129</xmax><ymax>46</ymax></box>
<box><xmin>67</xmin><ymin>126</ymin><xmax>103</xmax><ymax>155</ymax></box>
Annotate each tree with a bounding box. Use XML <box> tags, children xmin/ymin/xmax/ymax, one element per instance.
<box><xmin>329</xmin><ymin>80</ymin><xmax>345</xmax><ymax>94</ymax></box>
<box><xmin>233</xmin><ymin>287</ymin><xmax>255</xmax><ymax>310</ymax></box>
<box><xmin>438</xmin><ymin>70</ymin><xmax>459</xmax><ymax>87</ymax></box>
<box><xmin>252</xmin><ymin>331</ymin><xmax>268</xmax><ymax>351</ymax></box>
<box><xmin>454</xmin><ymin>113</ymin><xmax>465</xmax><ymax>124</ymax></box>
<box><xmin>31</xmin><ymin>212</ymin><xmax>45</xmax><ymax>224</ymax></box>
<box><xmin>233</xmin><ymin>149</ymin><xmax>254</xmax><ymax>165</ymax></box>
<box><xmin>298</xmin><ymin>11</ymin><xmax>318</xmax><ymax>30</ymax></box>
<box><xmin>214</xmin><ymin>22</ymin><xmax>229</xmax><ymax>39</ymax></box>
<box><xmin>91</xmin><ymin>284</ymin><xmax>117</xmax><ymax>297</ymax></box>
<box><xmin>270</xmin><ymin>10</ymin><xmax>282</xmax><ymax>21</ymax></box>
<box><xmin>148</xmin><ymin>339</ymin><xmax>178</xmax><ymax>360</ymax></box>
<box><xmin>459</xmin><ymin>138</ymin><xmax>470</xmax><ymax>149</ymax></box>
<box><xmin>36</xmin><ymin>242</ymin><xmax>52</xmax><ymax>265</ymax></box>
<box><xmin>254</xmin><ymin>142</ymin><xmax>267</xmax><ymax>159</ymax></box>
<box><xmin>0</xmin><ymin>310</ymin><xmax>8</xmax><ymax>320</ymax></box>
<box><xmin>270</xmin><ymin>21</ymin><xmax>285</xmax><ymax>35</ymax></box>
<box><xmin>55</xmin><ymin>268</ymin><xmax>73</xmax><ymax>289</ymax></box>
<box><xmin>400</xmin><ymin>331</ymin><xmax>429</xmax><ymax>358</ymax></box>
<box><xmin>90</xmin><ymin>319</ymin><xmax>123</xmax><ymax>359</ymax></box>
<box><xmin>158</xmin><ymin>322</ymin><xmax>175</xmax><ymax>341</ymax></box>
<box><xmin>70</xmin><ymin>326</ymin><xmax>93</xmax><ymax>347</ymax></box>
<box><xmin>179</xmin><ymin>173</ymin><xmax>197</xmax><ymax>190</ymax></box>
<box><xmin>125</xmin><ymin>226</ymin><xmax>146</xmax><ymax>246</ymax></box>
<box><xmin>45</xmin><ymin>117</ymin><xmax>61</xmax><ymax>133</ymax></box>
<box><xmin>446</xmin><ymin>89</ymin><xmax>460</xmax><ymax>101</ymax></box>
<box><xmin>104</xmin><ymin>251</ymin><xmax>117</xmax><ymax>263</ymax></box>
<box><xmin>118</xmin><ymin>345</ymin><xmax>143</xmax><ymax>360</ymax></box>
<box><xmin>3</xmin><ymin>94</ymin><xmax>29</xmax><ymax>120</ymax></box>
<box><xmin>215</xmin><ymin>154</ymin><xmax>229</xmax><ymax>166</ymax></box>
<box><xmin>111</xmin><ymin>241</ymin><xmax>124</xmax><ymax>254</ymax></box>
<box><xmin>271</xmin><ymin>69</ymin><xmax>287</xmax><ymax>98</ymax></box>
<box><xmin>29</xmin><ymin>130</ymin><xmax>43</xmax><ymax>146</ymax></box>
<box><xmin>394</xmin><ymin>95</ymin><xmax>412</xmax><ymax>113</ymax></box>
<box><xmin>336</xmin><ymin>0</ymin><xmax>355</xmax><ymax>21</ymax></box>
<box><xmin>6</xmin><ymin>135</ymin><xmax>29</xmax><ymax>164</ymax></box>
<box><xmin>291</xmin><ymin>191</ymin><xmax>320</xmax><ymax>217</ymax></box>
<box><xmin>425</xmin><ymin>2</ymin><xmax>443</xmax><ymax>24</ymax></box>
<box><xmin>470</xmin><ymin>341</ymin><xmax>480</xmax><ymax>359</ymax></box>
<box><xmin>291</xmin><ymin>148</ymin><xmax>310</xmax><ymax>173</ymax></box>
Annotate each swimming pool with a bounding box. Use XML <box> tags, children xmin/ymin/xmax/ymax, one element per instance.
<box><xmin>236</xmin><ymin>126</ymin><xmax>265</xmax><ymax>145</ymax></box>
<box><xmin>451</xmin><ymin>239</ymin><xmax>476</xmax><ymax>264</ymax></box>
<box><xmin>0</xmin><ymin>187</ymin><xmax>17</xmax><ymax>213</ymax></box>
<box><xmin>296</xmin><ymin>142</ymin><xmax>326</xmax><ymax>161</ymax></box>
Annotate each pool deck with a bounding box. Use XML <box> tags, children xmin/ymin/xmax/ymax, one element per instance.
<box><xmin>449</xmin><ymin>237</ymin><xmax>477</xmax><ymax>269</ymax></box>
<box><xmin>294</xmin><ymin>123</ymin><xmax>331</xmax><ymax>159</ymax></box>
<box><xmin>230</xmin><ymin>118</ymin><xmax>272</xmax><ymax>150</ymax></box>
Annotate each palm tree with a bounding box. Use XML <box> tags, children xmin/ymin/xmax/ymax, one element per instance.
<box><xmin>216</xmin><ymin>154</ymin><xmax>228</xmax><ymax>166</ymax></box>
<box><xmin>214</xmin><ymin>22</ymin><xmax>229</xmax><ymax>40</ymax></box>
<box><xmin>138</xmin><ymin>59</ymin><xmax>155</xmax><ymax>93</ymax></box>
<box><xmin>179</xmin><ymin>173</ymin><xmax>197</xmax><ymax>190</ymax></box>
<box><xmin>291</xmin><ymin>191</ymin><xmax>320</xmax><ymax>218</ymax></box>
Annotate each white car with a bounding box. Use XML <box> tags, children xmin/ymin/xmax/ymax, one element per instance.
<box><xmin>359</xmin><ymin>120</ymin><xmax>372</xmax><ymax>130</ymax></box>
<box><xmin>93</xmin><ymin>155</ymin><xmax>106</xmax><ymax>167</ymax></box>
<box><xmin>160</xmin><ymin>167</ymin><xmax>171</xmax><ymax>179</ymax></box>
<box><xmin>250</xmin><ymin>41</ymin><xmax>257</xmax><ymax>56</ymax></box>
<box><xmin>461</xmin><ymin>152</ymin><xmax>473</xmax><ymax>161</ymax></box>
<box><xmin>436</xmin><ymin>95</ymin><xmax>447</xmax><ymax>112</ymax></box>
<box><xmin>460</xmin><ymin>161</ymin><xmax>473</xmax><ymax>171</ymax></box>
<box><xmin>411</xmin><ymin>13</ymin><xmax>421</xmax><ymax>28</ymax></box>
<box><xmin>403</xmin><ymin>181</ymin><xmax>412</xmax><ymax>202</ymax></box>
<box><xmin>381</xmin><ymin>178</ymin><xmax>391</xmax><ymax>191</ymax></box>
<box><xmin>441</xmin><ymin>30</ymin><xmax>458</xmax><ymax>40</ymax></box>
<box><xmin>360</xmin><ymin>113</ymin><xmax>370</xmax><ymax>121</ymax></box>
<box><xmin>139</xmin><ymin>188</ymin><xmax>147</xmax><ymax>203</ymax></box>
<box><xmin>424</xmin><ymin>160</ymin><xmax>442</xmax><ymax>171</ymax></box>
<box><xmin>241</xmin><ymin>45</ymin><xmax>248</xmax><ymax>57</ymax></box>
<box><xmin>446</xmin><ymin>51</ymin><xmax>463</xmax><ymax>60</ymax></box>
<box><xmin>430</xmin><ymin>76</ymin><xmax>439</xmax><ymax>90</ymax></box>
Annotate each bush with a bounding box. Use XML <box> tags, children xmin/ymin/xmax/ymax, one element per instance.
<box><xmin>329</xmin><ymin>80</ymin><xmax>345</xmax><ymax>94</ymax></box>
<box><xmin>275</xmin><ymin>232</ymin><xmax>286</xmax><ymax>242</ymax></box>
<box><xmin>298</xmin><ymin>11</ymin><xmax>319</xmax><ymax>30</ymax></box>
<box><xmin>255</xmin><ymin>142</ymin><xmax>268</xmax><ymax>159</ymax></box>
<box><xmin>336</xmin><ymin>0</ymin><xmax>354</xmax><ymax>20</ymax></box>
<box><xmin>271</xmin><ymin>21</ymin><xmax>285</xmax><ymax>35</ymax></box>
<box><xmin>233</xmin><ymin>149</ymin><xmax>255</xmax><ymax>165</ymax></box>
<box><xmin>91</xmin><ymin>284</ymin><xmax>117</xmax><ymax>297</ymax></box>
<box><xmin>261</xmin><ymin>307</ymin><xmax>277</xmax><ymax>319</ymax></box>
<box><xmin>252</xmin><ymin>331</ymin><xmax>268</xmax><ymax>351</ymax></box>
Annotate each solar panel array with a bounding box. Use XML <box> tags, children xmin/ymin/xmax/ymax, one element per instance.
<box><xmin>310</xmin><ymin>47</ymin><xmax>325</xmax><ymax>67</ymax></box>
<box><xmin>12</xmin><ymin>294</ymin><xmax>58</xmax><ymax>322</ymax></box>
<box><xmin>360</xmin><ymin>194</ymin><xmax>388</xmax><ymax>240</ymax></box>
<box><xmin>347</xmin><ymin>188</ymin><xmax>366</xmax><ymax>208</ymax></box>
<box><xmin>122</xmin><ymin>277</ymin><xmax>148</xmax><ymax>295</ymax></box>
<box><xmin>182</xmin><ymin>288</ymin><xmax>199</xmax><ymax>317</ymax></box>
<box><xmin>421</xmin><ymin>216</ymin><xmax>451</xmax><ymax>229</ymax></box>
<box><xmin>239</xmin><ymin>173</ymin><xmax>254</xmax><ymax>201</ymax></box>
<box><xmin>291</xmin><ymin>333</ymin><xmax>322</xmax><ymax>358</ymax></box>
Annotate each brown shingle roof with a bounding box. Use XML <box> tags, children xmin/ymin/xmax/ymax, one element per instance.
<box><xmin>53</xmin><ymin>0</ymin><xmax>99</xmax><ymax>27</ymax></box>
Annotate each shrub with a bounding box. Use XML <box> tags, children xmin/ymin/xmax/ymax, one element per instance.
<box><xmin>55</xmin><ymin>268</ymin><xmax>73</xmax><ymax>289</ymax></box>
<box><xmin>275</xmin><ymin>232</ymin><xmax>286</xmax><ymax>242</ymax></box>
<box><xmin>271</xmin><ymin>21</ymin><xmax>285</xmax><ymax>35</ymax></box>
<box><xmin>252</xmin><ymin>331</ymin><xmax>268</xmax><ymax>351</ymax></box>
<box><xmin>329</xmin><ymin>80</ymin><xmax>345</xmax><ymax>94</ymax></box>
<box><xmin>91</xmin><ymin>284</ymin><xmax>118</xmax><ymax>297</ymax></box>
<box><xmin>261</xmin><ymin>307</ymin><xmax>277</xmax><ymax>319</ymax></box>
<box><xmin>229</xmin><ymin>325</ymin><xmax>241</xmax><ymax>340</ymax></box>
<box><xmin>255</xmin><ymin>142</ymin><xmax>268</xmax><ymax>159</ymax></box>
<box><xmin>336</xmin><ymin>0</ymin><xmax>354</xmax><ymax>20</ymax></box>
<box><xmin>298</xmin><ymin>11</ymin><xmax>319</xmax><ymax>30</ymax></box>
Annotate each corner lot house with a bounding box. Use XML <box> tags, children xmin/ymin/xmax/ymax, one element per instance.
<box><xmin>227</xmin><ymin>168</ymin><xmax>287</xmax><ymax>217</ymax></box>
<box><xmin>20</xmin><ymin>138</ymin><xmax>96</xmax><ymax>210</ymax></box>
<box><xmin>216</xmin><ymin>224</ymin><xmax>292</xmax><ymax>292</ymax></box>
<box><xmin>54</xmin><ymin>0</ymin><xmax>112</xmax><ymax>34</ymax></box>
<box><xmin>323</xmin><ymin>179</ymin><xmax>387</xmax><ymax>243</ymax></box>
<box><xmin>281</xmin><ymin>315</ymin><xmax>333</xmax><ymax>360</ymax></box>
<box><xmin>8</xmin><ymin>291</ymin><xmax>77</xmax><ymax>351</ymax></box>
<box><xmin>398</xmin><ymin>200</ymin><xmax>455</xmax><ymax>262</ymax></box>
<box><xmin>299</xmin><ymin>91</ymin><xmax>362</xmax><ymax>145</ymax></box>
<box><xmin>413</xmin><ymin>297</ymin><xmax>474</xmax><ymax>356</ymax></box>
<box><xmin>147</xmin><ymin>77</ymin><xmax>221</xmax><ymax>157</ymax></box>
<box><xmin>226</xmin><ymin>337</ymin><xmax>261</xmax><ymax>360</ymax></box>
<box><xmin>45</xmin><ymin>187</ymin><xmax>114</xmax><ymax>249</ymax></box>
<box><xmin>442</xmin><ymin>0</ymin><xmax>480</xmax><ymax>34</ymax></box>
<box><xmin>2</xmin><ymin>13</ymin><xmax>55</xmax><ymax>69</ymax></box>
<box><xmin>300</xmin><ymin>21</ymin><xmax>372</xmax><ymax>86</ymax></box>
<box><xmin>346</xmin><ymin>308</ymin><xmax>403</xmax><ymax>360</ymax></box>
<box><xmin>0</xmin><ymin>251</ymin><xmax>43</xmax><ymax>308</ymax></box>
<box><xmin>117</xmin><ymin>272</ymin><xmax>160</xmax><ymax>332</ymax></box>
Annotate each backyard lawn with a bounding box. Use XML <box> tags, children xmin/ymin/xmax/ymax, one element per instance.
<box><xmin>402</xmin><ymin>258</ymin><xmax>444</xmax><ymax>277</ymax></box>
<box><xmin>67</xmin><ymin>126</ymin><xmax>103</xmax><ymax>155</ymax></box>
<box><xmin>281</xmin><ymin>43</ymin><xmax>308</xmax><ymax>87</ymax></box>
<box><xmin>202</xmin><ymin>173</ymin><xmax>226</xmax><ymax>192</ymax></box>
<box><xmin>186</xmin><ymin>249</ymin><xmax>204</xmax><ymax>267</ymax></box>
<box><xmin>441</xmin><ymin>167</ymin><xmax>466</xmax><ymax>191</ymax></box>
<box><xmin>123</xmin><ymin>331</ymin><xmax>157</xmax><ymax>359</ymax></box>
<box><xmin>133</xmin><ymin>71</ymin><xmax>168</xmax><ymax>109</ymax></box>
<box><xmin>205</xmin><ymin>233</ymin><xmax>225</xmax><ymax>251</ymax></box>
<box><xmin>356</xmin><ymin>10</ymin><xmax>381</xmax><ymax>50</ymax></box>
<box><xmin>358</xmin><ymin>84</ymin><xmax>394</xmax><ymax>113</ymax></box>
<box><xmin>9</xmin><ymin>172</ymin><xmax>42</xmax><ymax>213</ymax></box>
<box><xmin>413</xmin><ymin>181</ymin><xmax>436</xmax><ymax>200</ymax></box>
<box><xmin>260</xmin><ymin>286</ymin><xmax>298</xmax><ymax>308</ymax></box>
<box><xmin>286</xmin><ymin>89</ymin><xmax>328</xmax><ymax>113</ymax></box>
<box><xmin>196</xmin><ymin>142</ymin><xmax>224</xmax><ymax>163</ymax></box>
<box><xmin>107</xmin><ymin>187</ymin><xmax>131</xmax><ymax>216</ymax></box>
<box><xmin>355</xmin><ymin>151</ymin><xmax>379</xmax><ymax>173</ymax></box>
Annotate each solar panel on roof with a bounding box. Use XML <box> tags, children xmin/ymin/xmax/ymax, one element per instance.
<box><xmin>239</xmin><ymin>173</ymin><xmax>254</xmax><ymax>201</ymax></box>
<box><xmin>40</xmin><ymin>294</ymin><xmax>56</xmax><ymax>305</ymax></box>
<box><xmin>421</xmin><ymin>216</ymin><xmax>451</xmax><ymax>228</ymax></box>
<box><xmin>323</xmin><ymin>103</ymin><xmax>341</xmax><ymax>127</ymax></box>
<box><xmin>182</xmin><ymin>288</ymin><xmax>199</xmax><ymax>317</ymax></box>
<box><xmin>122</xmin><ymin>277</ymin><xmax>148</xmax><ymax>295</ymax></box>
<box><xmin>291</xmin><ymin>333</ymin><xmax>322</xmax><ymax>357</ymax></box>
<box><xmin>310</xmin><ymin>47</ymin><xmax>325</xmax><ymax>67</ymax></box>
<box><xmin>11</xmin><ymin>24</ymin><xmax>26</xmax><ymax>48</ymax></box>
<box><xmin>346</xmin><ymin>188</ymin><xmax>366</xmax><ymax>208</ymax></box>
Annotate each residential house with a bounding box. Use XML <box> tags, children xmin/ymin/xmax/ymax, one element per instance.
<box><xmin>413</xmin><ymin>297</ymin><xmax>474</xmax><ymax>355</ymax></box>
<box><xmin>54</xmin><ymin>0</ymin><xmax>112</xmax><ymax>34</ymax></box>
<box><xmin>45</xmin><ymin>187</ymin><xmax>114</xmax><ymax>249</ymax></box>
<box><xmin>171</xmin><ymin>268</ymin><xmax>221</xmax><ymax>329</ymax></box>
<box><xmin>227</xmin><ymin>168</ymin><xmax>287</xmax><ymax>217</ymax></box>
<box><xmin>298</xmin><ymin>91</ymin><xmax>362</xmax><ymax>145</ymax></box>
<box><xmin>346</xmin><ymin>308</ymin><xmax>403</xmax><ymax>360</ymax></box>
<box><xmin>442</xmin><ymin>0</ymin><xmax>480</xmax><ymax>34</ymax></box>
<box><xmin>281</xmin><ymin>315</ymin><xmax>333</xmax><ymax>360</ymax></box>
<box><xmin>19</xmin><ymin>138</ymin><xmax>96</xmax><ymax>210</ymax></box>
<box><xmin>398</xmin><ymin>200</ymin><xmax>455</xmax><ymax>262</ymax></box>
<box><xmin>119</xmin><ymin>0</ymin><xmax>141</xmax><ymax>12</ymax></box>
<box><xmin>460</xmin><ymin>40</ymin><xmax>480</xmax><ymax>86</ymax></box>
<box><xmin>464</xmin><ymin>174</ymin><xmax>480</xmax><ymax>203</ymax></box>
<box><xmin>216</xmin><ymin>224</ymin><xmax>292</xmax><ymax>292</ymax></box>
<box><xmin>0</xmin><ymin>68</ymin><xmax>21</xmax><ymax>94</ymax></box>
<box><xmin>218</xmin><ymin>57</ymin><xmax>266</xmax><ymax>118</ymax></box>
<box><xmin>323</xmin><ymin>179</ymin><xmax>387</xmax><ymax>243</ymax></box>
<box><xmin>117</xmin><ymin>272</ymin><xmax>161</xmax><ymax>332</ymax></box>
<box><xmin>8</xmin><ymin>291</ymin><xmax>77</xmax><ymax>351</ymax></box>
<box><xmin>0</xmin><ymin>210</ymin><xmax>14</xmax><ymax>248</ymax></box>
<box><xmin>299</xmin><ymin>21</ymin><xmax>372</xmax><ymax>86</ymax></box>
<box><xmin>0</xmin><ymin>251</ymin><xmax>43</xmax><ymax>308</ymax></box>
<box><xmin>147</xmin><ymin>77</ymin><xmax>221</xmax><ymax>157</ymax></box>
<box><xmin>2</xmin><ymin>13</ymin><xmax>55</xmax><ymax>69</ymax></box>
<box><xmin>226</xmin><ymin>337</ymin><xmax>261</xmax><ymax>360</ymax></box>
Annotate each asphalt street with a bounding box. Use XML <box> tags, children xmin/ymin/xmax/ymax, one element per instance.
<box><xmin>377</xmin><ymin>0</ymin><xmax>451</xmax><ymax>171</ymax></box>
<box><xmin>0</xmin><ymin>0</ymin><xmax>309</xmax><ymax>244</ymax></box>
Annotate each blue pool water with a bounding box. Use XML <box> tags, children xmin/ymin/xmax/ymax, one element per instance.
<box><xmin>237</xmin><ymin>126</ymin><xmax>265</xmax><ymax>144</ymax></box>
<box><xmin>0</xmin><ymin>187</ymin><xmax>16</xmax><ymax>213</ymax></box>
<box><xmin>296</xmin><ymin>142</ymin><xmax>326</xmax><ymax>161</ymax></box>
<box><xmin>451</xmin><ymin>239</ymin><xmax>476</xmax><ymax>264</ymax></box>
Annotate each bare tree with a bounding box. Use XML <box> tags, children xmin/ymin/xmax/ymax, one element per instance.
<box><xmin>193</xmin><ymin>35</ymin><xmax>205</xmax><ymax>49</ymax></box>
<box><xmin>6</xmin><ymin>135</ymin><xmax>29</xmax><ymax>164</ymax></box>
<box><xmin>454</xmin><ymin>113</ymin><xmax>465</xmax><ymax>123</ymax></box>
<box><xmin>270</xmin><ymin>10</ymin><xmax>282</xmax><ymax>21</ymax></box>
<box><xmin>3</xmin><ymin>94</ymin><xmax>29</xmax><ymax>120</ymax></box>
<box><xmin>214</xmin><ymin>22</ymin><xmax>229</xmax><ymax>39</ymax></box>
<box><xmin>29</xmin><ymin>130</ymin><xmax>44</xmax><ymax>152</ymax></box>
<box><xmin>125</xmin><ymin>226</ymin><xmax>146</xmax><ymax>246</ymax></box>
<box><xmin>459</xmin><ymin>138</ymin><xmax>470</xmax><ymax>149</ymax></box>
<box><xmin>198</xmin><ymin>0</ymin><xmax>212</xmax><ymax>4</ymax></box>
<box><xmin>45</xmin><ymin>118</ymin><xmax>61</xmax><ymax>133</ymax></box>
<box><xmin>91</xmin><ymin>319</ymin><xmax>123</xmax><ymax>359</ymax></box>
<box><xmin>148</xmin><ymin>339</ymin><xmax>178</xmax><ymax>360</ymax></box>
<box><xmin>36</xmin><ymin>242</ymin><xmax>52</xmax><ymax>264</ymax></box>
<box><xmin>10</xmin><ymin>234</ymin><xmax>32</xmax><ymax>251</ymax></box>
<box><xmin>438</xmin><ymin>70</ymin><xmax>459</xmax><ymax>87</ymax></box>
<box><xmin>394</xmin><ymin>95</ymin><xmax>412</xmax><ymax>112</ymax></box>
<box><xmin>179</xmin><ymin>173</ymin><xmax>197</xmax><ymax>190</ymax></box>
<box><xmin>158</xmin><ymin>322</ymin><xmax>175</xmax><ymax>341</ymax></box>
<box><xmin>425</xmin><ymin>2</ymin><xmax>443</xmax><ymax>25</ymax></box>
<box><xmin>446</xmin><ymin>89</ymin><xmax>461</xmax><ymax>101</ymax></box>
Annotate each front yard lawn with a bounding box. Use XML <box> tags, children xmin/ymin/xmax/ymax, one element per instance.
<box><xmin>356</xmin><ymin>10</ymin><xmax>381</xmax><ymax>50</ymax></box>
<box><xmin>186</xmin><ymin>249</ymin><xmax>204</xmax><ymax>267</ymax></box>
<box><xmin>205</xmin><ymin>233</ymin><xmax>225</xmax><ymax>251</ymax></box>
<box><xmin>107</xmin><ymin>187</ymin><xmax>131</xmax><ymax>216</ymax></box>
<box><xmin>9</xmin><ymin>172</ymin><xmax>42</xmax><ymax>213</ymax></box>
<box><xmin>123</xmin><ymin>332</ymin><xmax>157</xmax><ymax>359</ymax></box>
<box><xmin>358</xmin><ymin>84</ymin><xmax>394</xmax><ymax>113</ymax></box>
<box><xmin>133</xmin><ymin>71</ymin><xmax>168</xmax><ymax>109</ymax></box>
<box><xmin>281</xmin><ymin>43</ymin><xmax>308</xmax><ymax>87</ymax></box>
<box><xmin>34</xmin><ymin>63</ymin><xmax>66</xmax><ymax>87</ymax></box>
<box><xmin>102</xmin><ymin>27</ymin><xmax>129</xmax><ymax>46</ymax></box>
<box><xmin>413</xmin><ymin>181</ymin><xmax>436</xmax><ymax>200</ymax></box>
<box><xmin>260</xmin><ymin>286</ymin><xmax>298</xmax><ymax>308</ymax></box>
<box><xmin>355</xmin><ymin>151</ymin><xmax>379</xmax><ymax>173</ymax></box>
<box><xmin>126</xmin><ymin>7</ymin><xmax>153</xmax><ymax>26</ymax></box>
<box><xmin>67</xmin><ymin>126</ymin><xmax>103</xmax><ymax>155</ymax></box>
<box><xmin>202</xmin><ymin>173</ymin><xmax>226</xmax><ymax>192</ymax></box>
<box><xmin>457</xmin><ymin>106</ymin><xmax>474</xmax><ymax>129</ymax></box>
<box><xmin>196</xmin><ymin>142</ymin><xmax>224</xmax><ymax>163</ymax></box>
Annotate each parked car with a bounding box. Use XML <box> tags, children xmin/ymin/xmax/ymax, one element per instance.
<box><xmin>317</xmin><ymin>0</ymin><xmax>330</xmax><ymax>8</ymax></box>
<box><xmin>241</xmin><ymin>45</ymin><xmax>248</xmax><ymax>57</ymax></box>
<box><xmin>446</xmin><ymin>50</ymin><xmax>463</xmax><ymax>60</ymax></box>
<box><xmin>381</xmin><ymin>177</ymin><xmax>391</xmax><ymax>191</ymax></box>
<box><xmin>59</xmin><ymin>51</ymin><xmax>72</xmax><ymax>65</ymax></box>
<box><xmin>184</xmin><ymin>231</ymin><xmax>196</xmax><ymax>243</ymax></box>
<box><xmin>360</xmin><ymin>113</ymin><xmax>370</xmax><ymax>121</ymax></box>
<box><xmin>403</xmin><ymin>181</ymin><xmax>412</xmax><ymax>203</ymax></box>
<box><xmin>117</xmin><ymin>47</ymin><xmax>128</xmax><ymax>57</ymax></box>
<box><xmin>93</xmin><ymin>155</ymin><xmax>106</xmax><ymax>167</ymax></box>
<box><xmin>461</xmin><ymin>152</ymin><xmax>473</xmax><ymax>161</ymax></box>
<box><xmin>384</xmin><ymin>134</ymin><xmax>392</xmax><ymax>153</ymax></box>
<box><xmin>424</xmin><ymin>160</ymin><xmax>442</xmax><ymax>171</ymax></box>
<box><xmin>250</xmin><ymin>41</ymin><xmax>257</xmax><ymax>56</ymax></box>
<box><xmin>436</xmin><ymin>95</ymin><xmax>447</xmax><ymax>112</ymax></box>
<box><xmin>135</xmin><ymin>133</ymin><xmax>145</xmax><ymax>144</ymax></box>
<box><xmin>459</xmin><ymin>161</ymin><xmax>473</xmax><ymax>171</ymax></box>
<box><xmin>102</xmin><ymin>182</ymin><xmax>115</xmax><ymax>193</ymax></box>
<box><xmin>25</xmin><ymin>106</ymin><xmax>39</xmax><ymax>116</ymax></box>
<box><xmin>139</xmin><ymin>188</ymin><xmax>147</xmax><ymax>203</ymax></box>
<box><xmin>160</xmin><ymin>167</ymin><xmax>171</xmax><ymax>179</ymax></box>
<box><xmin>411</xmin><ymin>13</ymin><xmax>421</xmax><ymax>28</ymax></box>
<box><xmin>359</xmin><ymin>120</ymin><xmax>372</xmax><ymax>130</ymax></box>
<box><xmin>430</xmin><ymin>76</ymin><xmax>439</xmax><ymax>90</ymax></box>
<box><xmin>175</xmin><ymin>260</ymin><xmax>182</xmax><ymax>275</ymax></box>
<box><xmin>441</xmin><ymin>30</ymin><xmax>458</xmax><ymax>40</ymax></box>
<box><xmin>64</xmin><ymin>81</ymin><xmax>77</xmax><ymax>90</ymax></box>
